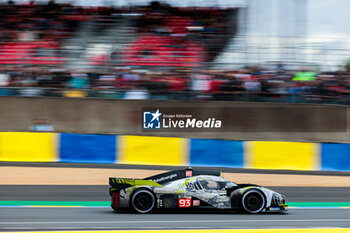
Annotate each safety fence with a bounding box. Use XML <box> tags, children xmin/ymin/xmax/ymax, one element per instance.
<box><xmin>0</xmin><ymin>132</ymin><xmax>349</xmax><ymax>171</ymax></box>
<box><xmin>2</xmin><ymin>87</ymin><xmax>350</xmax><ymax>105</ymax></box>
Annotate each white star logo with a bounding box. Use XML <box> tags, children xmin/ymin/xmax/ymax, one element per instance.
<box><xmin>151</xmin><ymin>109</ymin><xmax>162</xmax><ymax>122</ymax></box>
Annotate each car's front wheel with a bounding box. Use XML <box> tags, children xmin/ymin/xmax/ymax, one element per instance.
<box><xmin>131</xmin><ymin>189</ymin><xmax>156</xmax><ymax>214</ymax></box>
<box><xmin>241</xmin><ymin>189</ymin><xmax>266</xmax><ymax>214</ymax></box>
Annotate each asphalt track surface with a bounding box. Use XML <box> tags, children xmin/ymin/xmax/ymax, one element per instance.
<box><xmin>1</xmin><ymin>185</ymin><xmax>350</xmax><ymax>231</ymax></box>
<box><xmin>2</xmin><ymin>161</ymin><xmax>350</xmax><ymax>177</ymax></box>
<box><xmin>1</xmin><ymin>207</ymin><xmax>350</xmax><ymax>231</ymax></box>
<box><xmin>1</xmin><ymin>185</ymin><xmax>350</xmax><ymax>202</ymax></box>
<box><xmin>1</xmin><ymin>162</ymin><xmax>350</xmax><ymax>231</ymax></box>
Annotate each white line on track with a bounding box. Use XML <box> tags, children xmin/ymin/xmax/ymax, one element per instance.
<box><xmin>1</xmin><ymin>219</ymin><xmax>350</xmax><ymax>225</ymax></box>
<box><xmin>0</xmin><ymin>206</ymin><xmax>349</xmax><ymax>209</ymax></box>
<box><xmin>0</xmin><ymin>227</ymin><xmax>214</xmax><ymax>230</ymax></box>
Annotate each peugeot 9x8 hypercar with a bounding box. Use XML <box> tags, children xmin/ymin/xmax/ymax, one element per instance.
<box><xmin>109</xmin><ymin>168</ymin><xmax>287</xmax><ymax>214</ymax></box>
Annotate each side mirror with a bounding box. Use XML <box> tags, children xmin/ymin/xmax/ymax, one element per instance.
<box><xmin>225</xmin><ymin>183</ymin><xmax>235</xmax><ymax>189</ymax></box>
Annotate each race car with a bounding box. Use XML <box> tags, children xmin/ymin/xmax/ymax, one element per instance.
<box><xmin>109</xmin><ymin>168</ymin><xmax>287</xmax><ymax>214</ymax></box>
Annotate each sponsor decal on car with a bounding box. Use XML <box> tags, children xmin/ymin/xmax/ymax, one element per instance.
<box><xmin>193</xmin><ymin>200</ymin><xmax>200</xmax><ymax>206</ymax></box>
<box><xmin>151</xmin><ymin>174</ymin><xmax>178</xmax><ymax>183</ymax></box>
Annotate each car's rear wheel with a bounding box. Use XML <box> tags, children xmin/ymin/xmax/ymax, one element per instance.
<box><xmin>131</xmin><ymin>189</ymin><xmax>155</xmax><ymax>214</ymax></box>
<box><xmin>241</xmin><ymin>190</ymin><xmax>266</xmax><ymax>214</ymax></box>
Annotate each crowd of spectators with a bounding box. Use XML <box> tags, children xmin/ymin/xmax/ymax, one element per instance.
<box><xmin>0</xmin><ymin>64</ymin><xmax>350</xmax><ymax>104</ymax></box>
<box><xmin>0</xmin><ymin>1</ymin><xmax>85</xmax><ymax>65</ymax></box>
<box><xmin>0</xmin><ymin>0</ymin><xmax>235</xmax><ymax>66</ymax></box>
<box><xmin>0</xmin><ymin>0</ymin><xmax>87</xmax><ymax>42</ymax></box>
<box><xmin>0</xmin><ymin>1</ymin><xmax>349</xmax><ymax>104</ymax></box>
<box><xmin>121</xmin><ymin>1</ymin><xmax>235</xmax><ymax>66</ymax></box>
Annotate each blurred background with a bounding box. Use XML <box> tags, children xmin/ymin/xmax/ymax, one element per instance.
<box><xmin>1</xmin><ymin>2</ymin><xmax>350</xmax><ymax>227</ymax></box>
<box><xmin>0</xmin><ymin>0</ymin><xmax>349</xmax><ymax>104</ymax></box>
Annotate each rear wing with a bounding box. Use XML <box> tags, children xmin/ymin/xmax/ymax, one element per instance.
<box><xmin>109</xmin><ymin>178</ymin><xmax>163</xmax><ymax>190</ymax></box>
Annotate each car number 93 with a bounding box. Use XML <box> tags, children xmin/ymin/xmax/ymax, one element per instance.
<box><xmin>178</xmin><ymin>198</ymin><xmax>191</xmax><ymax>208</ymax></box>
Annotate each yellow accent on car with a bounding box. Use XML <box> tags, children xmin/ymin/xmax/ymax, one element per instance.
<box><xmin>110</xmin><ymin>178</ymin><xmax>163</xmax><ymax>187</ymax></box>
<box><xmin>174</xmin><ymin>190</ymin><xmax>185</xmax><ymax>194</ymax></box>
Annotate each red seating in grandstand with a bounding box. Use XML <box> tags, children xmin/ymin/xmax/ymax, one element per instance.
<box><xmin>0</xmin><ymin>2</ymin><xmax>103</xmax><ymax>66</ymax></box>
<box><xmin>0</xmin><ymin>41</ymin><xmax>63</xmax><ymax>65</ymax></box>
<box><xmin>118</xmin><ymin>3</ymin><xmax>231</xmax><ymax>68</ymax></box>
<box><xmin>88</xmin><ymin>54</ymin><xmax>109</xmax><ymax>66</ymax></box>
<box><xmin>166</xmin><ymin>16</ymin><xmax>191</xmax><ymax>34</ymax></box>
<box><xmin>121</xmin><ymin>35</ymin><xmax>206</xmax><ymax>67</ymax></box>
<box><xmin>0</xmin><ymin>1</ymin><xmax>232</xmax><ymax>68</ymax></box>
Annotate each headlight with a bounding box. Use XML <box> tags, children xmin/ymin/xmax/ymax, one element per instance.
<box><xmin>272</xmin><ymin>193</ymin><xmax>285</xmax><ymax>206</ymax></box>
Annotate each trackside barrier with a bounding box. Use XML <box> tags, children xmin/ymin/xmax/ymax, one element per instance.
<box><xmin>0</xmin><ymin>133</ymin><xmax>349</xmax><ymax>172</ymax></box>
<box><xmin>59</xmin><ymin>133</ymin><xmax>116</xmax><ymax>164</ymax></box>
<box><xmin>321</xmin><ymin>143</ymin><xmax>350</xmax><ymax>171</ymax></box>
<box><xmin>189</xmin><ymin>139</ymin><xmax>244</xmax><ymax>168</ymax></box>
<box><xmin>245</xmin><ymin>141</ymin><xmax>320</xmax><ymax>171</ymax></box>
<box><xmin>0</xmin><ymin>132</ymin><xmax>57</xmax><ymax>162</ymax></box>
<box><xmin>117</xmin><ymin>135</ymin><xmax>187</xmax><ymax>166</ymax></box>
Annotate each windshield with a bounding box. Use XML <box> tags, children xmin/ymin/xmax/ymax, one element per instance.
<box><xmin>199</xmin><ymin>180</ymin><xmax>232</xmax><ymax>190</ymax></box>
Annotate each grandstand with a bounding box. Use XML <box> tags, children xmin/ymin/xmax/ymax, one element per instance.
<box><xmin>0</xmin><ymin>1</ymin><xmax>238</xmax><ymax>69</ymax></box>
<box><xmin>0</xmin><ymin>0</ymin><xmax>349</xmax><ymax>104</ymax></box>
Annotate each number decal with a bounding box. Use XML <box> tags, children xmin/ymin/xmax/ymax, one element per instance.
<box><xmin>178</xmin><ymin>198</ymin><xmax>192</xmax><ymax>208</ymax></box>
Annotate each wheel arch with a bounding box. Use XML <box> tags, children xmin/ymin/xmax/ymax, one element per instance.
<box><xmin>129</xmin><ymin>187</ymin><xmax>157</xmax><ymax>213</ymax></box>
<box><xmin>240</xmin><ymin>187</ymin><xmax>268</xmax><ymax>213</ymax></box>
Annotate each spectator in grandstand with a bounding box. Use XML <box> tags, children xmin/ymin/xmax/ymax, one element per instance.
<box><xmin>167</xmin><ymin>73</ymin><xmax>188</xmax><ymax>92</ymax></box>
<box><xmin>123</xmin><ymin>87</ymin><xmax>150</xmax><ymax>100</ymax></box>
<box><xmin>66</xmin><ymin>72</ymin><xmax>89</xmax><ymax>89</ymax></box>
<box><xmin>0</xmin><ymin>69</ymin><xmax>9</xmax><ymax>87</ymax></box>
<box><xmin>243</xmin><ymin>77</ymin><xmax>261</xmax><ymax>93</ymax></box>
<box><xmin>292</xmin><ymin>70</ymin><xmax>317</xmax><ymax>81</ymax></box>
<box><xmin>94</xmin><ymin>73</ymin><xmax>117</xmax><ymax>89</ymax></box>
<box><xmin>191</xmin><ymin>71</ymin><xmax>210</xmax><ymax>93</ymax></box>
<box><xmin>220</xmin><ymin>73</ymin><xmax>244</xmax><ymax>93</ymax></box>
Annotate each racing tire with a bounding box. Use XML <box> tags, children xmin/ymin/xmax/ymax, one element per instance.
<box><xmin>131</xmin><ymin>189</ymin><xmax>156</xmax><ymax>214</ymax></box>
<box><xmin>241</xmin><ymin>189</ymin><xmax>266</xmax><ymax>214</ymax></box>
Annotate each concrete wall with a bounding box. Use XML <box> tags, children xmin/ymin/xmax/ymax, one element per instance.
<box><xmin>0</xmin><ymin>97</ymin><xmax>348</xmax><ymax>143</ymax></box>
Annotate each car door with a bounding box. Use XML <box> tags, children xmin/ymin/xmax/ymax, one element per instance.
<box><xmin>188</xmin><ymin>178</ymin><xmax>231</xmax><ymax>209</ymax></box>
